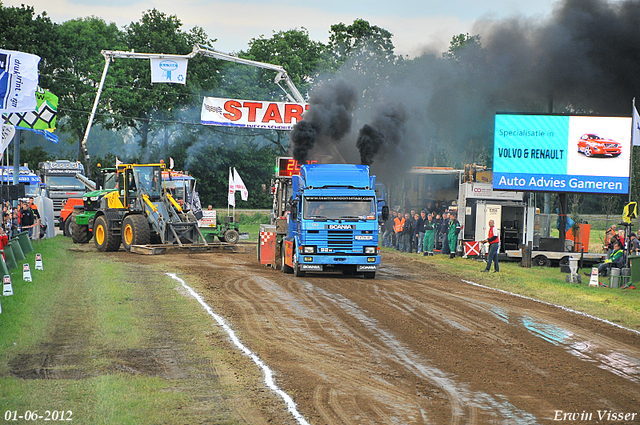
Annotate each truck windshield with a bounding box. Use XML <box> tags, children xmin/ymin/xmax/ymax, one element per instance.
<box><xmin>24</xmin><ymin>184</ymin><xmax>39</xmax><ymax>197</ymax></box>
<box><xmin>46</xmin><ymin>175</ymin><xmax>86</xmax><ymax>190</ymax></box>
<box><xmin>164</xmin><ymin>179</ymin><xmax>193</xmax><ymax>199</ymax></box>
<box><xmin>303</xmin><ymin>197</ymin><xmax>375</xmax><ymax>220</ymax></box>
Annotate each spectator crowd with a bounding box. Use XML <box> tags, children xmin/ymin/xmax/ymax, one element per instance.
<box><xmin>1</xmin><ymin>197</ymin><xmax>41</xmax><ymax>241</ymax></box>
<box><xmin>382</xmin><ymin>202</ymin><xmax>461</xmax><ymax>258</ymax></box>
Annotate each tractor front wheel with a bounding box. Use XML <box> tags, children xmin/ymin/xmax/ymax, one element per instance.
<box><xmin>94</xmin><ymin>215</ymin><xmax>121</xmax><ymax>252</ymax></box>
<box><xmin>72</xmin><ymin>222</ymin><xmax>90</xmax><ymax>244</ymax></box>
<box><xmin>122</xmin><ymin>215</ymin><xmax>151</xmax><ymax>252</ymax></box>
<box><xmin>223</xmin><ymin>228</ymin><xmax>239</xmax><ymax>244</ymax></box>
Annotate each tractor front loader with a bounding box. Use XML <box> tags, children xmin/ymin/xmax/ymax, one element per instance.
<box><xmin>92</xmin><ymin>163</ymin><xmax>206</xmax><ymax>252</ymax></box>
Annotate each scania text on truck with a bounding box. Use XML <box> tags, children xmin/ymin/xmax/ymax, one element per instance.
<box><xmin>258</xmin><ymin>157</ymin><xmax>387</xmax><ymax>278</ymax></box>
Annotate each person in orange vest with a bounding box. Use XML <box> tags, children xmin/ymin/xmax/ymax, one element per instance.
<box><xmin>393</xmin><ymin>211</ymin><xmax>405</xmax><ymax>251</ymax></box>
<box><xmin>481</xmin><ymin>219</ymin><xmax>500</xmax><ymax>272</ymax></box>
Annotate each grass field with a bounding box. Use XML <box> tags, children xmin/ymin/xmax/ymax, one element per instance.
<box><xmin>383</xmin><ymin>247</ymin><xmax>640</xmax><ymax>331</ymax></box>
<box><xmin>0</xmin><ymin>237</ymin><xmax>259</xmax><ymax>424</ymax></box>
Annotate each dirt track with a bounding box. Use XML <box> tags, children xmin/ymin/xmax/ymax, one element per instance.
<box><xmin>128</xmin><ymin>248</ymin><xmax>640</xmax><ymax>424</ymax></box>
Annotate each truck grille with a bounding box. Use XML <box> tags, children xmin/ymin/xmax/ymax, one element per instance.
<box><xmin>52</xmin><ymin>199</ymin><xmax>66</xmax><ymax>214</ymax></box>
<box><xmin>305</xmin><ymin>230</ymin><xmax>354</xmax><ymax>251</ymax></box>
<box><xmin>327</xmin><ymin>230</ymin><xmax>353</xmax><ymax>250</ymax></box>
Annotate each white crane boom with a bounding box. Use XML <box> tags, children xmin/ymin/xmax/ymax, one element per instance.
<box><xmin>80</xmin><ymin>45</ymin><xmax>305</xmax><ymax>178</ymax></box>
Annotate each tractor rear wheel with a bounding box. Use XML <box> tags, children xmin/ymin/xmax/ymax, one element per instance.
<box><xmin>122</xmin><ymin>214</ymin><xmax>151</xmax><ymax>252</ymax></box>
<box><xmin>94</xmin><ymin>215</ymin><xmax>121</xmax><ymax>252</ymax></box>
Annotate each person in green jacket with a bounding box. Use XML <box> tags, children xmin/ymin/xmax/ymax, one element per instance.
<box><xmin>587</xmin><ymin>240</ymin><xmax>624</xmax><ymax>277</ymax></box>
<box><xmin>422</xmin><ymin>213</ymin><xmax>435</xmax><ymax>256</ymax></box>
<box><xmin>448</xmin><ymin>212</ymin><xmax>462</xmax><ymax>258</ymax></box>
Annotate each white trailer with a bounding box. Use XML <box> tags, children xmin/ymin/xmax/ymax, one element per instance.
<box><xmin>457</xmin><ymin>180</ymin><xmax>534</xmax><ymax>251</ymax></box>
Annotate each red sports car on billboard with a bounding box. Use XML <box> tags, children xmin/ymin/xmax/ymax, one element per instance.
<box><xmin>577</xmin><ymin>134</ymin><xmax>622</xmax><ymax>157</ymax></box>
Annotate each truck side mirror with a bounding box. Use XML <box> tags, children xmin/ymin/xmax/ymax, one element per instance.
<box><xmin>290</xmin><ymin>203</ymin><xmax>298</xmax><ymax>221</ymax></box>
<box><xmin>381</xmin><ymin>205</ymin><xmax>389</xmax><ymax>221</ymax></box>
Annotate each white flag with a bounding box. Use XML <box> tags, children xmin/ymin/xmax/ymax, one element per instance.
<box><xmin>633</xmin><ymin>105</ymin><xmax>640</xmax><ymax>147</ymax></box>
<box><xmin>228</xmin><ymin>168</ymin><xmax>235</xmax><ymax>207</ymax></box>
<box><xmin>0</xmin><ymin>49</ymin><xmax>40</xmax><ymax>112</ymax></box>
<box><xmin>233</xmin><ymin>168</ymin><xmax>248</xmax><ymax>201</ymax></box>
<box><xmin>115</xmin><ymin>157</ymin><xmax>122</xmax><ymax>166</ymax></box>
<box><xmin>1</xmin><ymin>124</ymin><xmax>15</xmax><ymax>160</ymax></box>
<box><xmin>169</xmin><ymin>157</ymin><xmax>174</xmax><ymax>170</ymax></box>
<box><xmin>150</xmin><ymin>58</ymin><xmax>188</xmax><ymax>84</ymax></box>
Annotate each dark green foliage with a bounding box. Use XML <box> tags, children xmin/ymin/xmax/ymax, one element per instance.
<box><xmin>183</xmin><ymin>140</ymin><xmax>278</xmax><ymax>208</ymax></box>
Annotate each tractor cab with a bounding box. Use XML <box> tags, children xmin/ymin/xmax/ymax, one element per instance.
<box><xmin>117</xmin><ymin>164</ymin><xmax>165</xmax><ymax>207</ymax></box>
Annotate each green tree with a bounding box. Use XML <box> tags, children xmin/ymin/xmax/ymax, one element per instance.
<box><xmin>54</xmin><ymin>17</ymin><xmax>125</xmax><ymax>163</ymax></box>
<box><xmin>224</xmin><ymin>28</ymin><xmax>333</xmax><ymax>153</ymax></box>
<box><xmin>244</xmin><ymin>28</ymin><xmax>331</xmax><ymax>99</ymax></box>
<box><xmin>19</xmin><ymin>145</ymin><xmax>51</xmax><ymax>168</ymax></box>
<box><xmin>328</xmin><ymin>19</ymin><xmax>396</xmax><ymax>68</ymax></box>
<box><xmin>0</xmin><ymin>3</ymin><xmax>61</xmax><ymax>82</ymax></box>
<box><xmin>184</xmin><ymin>140</ymin><xmax>277</xmax><ymax>208</ymax></box>
<box><xmin>326</xmin><ymin>19</ymin><xmax>399</xmax><ymax>111</ymax></box>
<box><xmin>108</xmin><ymin>9</ymin><xmax>218</xmax><ymax>156</ymax></box>
<box><xmin>443</xmin><ymin>33</ymin><xmax>482</xmax><ymax>61</ymax></box>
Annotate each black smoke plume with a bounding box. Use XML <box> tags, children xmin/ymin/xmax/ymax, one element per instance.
<box><xmin>356</xmin><ymin>103</ymin><xmax>407</xmax><ymax>166</ymax></box>
<box><xmin>293</xmin><ymin>0</ymin><xmax>640</xmax><ymax>176</ymax></box>
<box><xmin>289</xmin><ymin>78</ymin><xmax>357</xmax><ymax>163</ymax></box>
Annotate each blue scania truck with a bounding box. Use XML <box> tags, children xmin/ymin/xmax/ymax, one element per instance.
<box><xmin>258</xmin><ymin>157</ymin><xmax>387</xmax><ymax>279</ymax></box>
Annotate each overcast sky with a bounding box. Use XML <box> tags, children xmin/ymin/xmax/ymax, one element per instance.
<box><xmin>7</xmin><ymin>0</ymin><xmax>559</xmax><ymax>56</ymax></box>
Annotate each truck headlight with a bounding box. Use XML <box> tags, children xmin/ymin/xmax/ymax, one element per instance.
<box><xmin>303</xmin><ymin>246</ymin><xmax>315</xmax><ymax>254</ymax></box>
<box><xmin>364</xmin><ymin>246</ymin><xmax>377</xmax><ymax>254</ymax></box>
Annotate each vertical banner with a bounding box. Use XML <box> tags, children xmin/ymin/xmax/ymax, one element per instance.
<box><xmin>150</xmin><ymin>58</ymin><xmax>188</xmax><ymax>84</ymax></box>
<box><xmin>0</xmin><ymin>49</ymin><xmax>40</xmax><ymax>112</ymax></box>
<box><xmin>228</xmin><ymin>168</ymin><xmax>235</xmax><ymax>207</ymax></box>
<box><xmin>233</xmin><ymin>168</ymin><xmax>248</xmax><ymax>201</ymax></box>
<box><xmin>1</xmin><ymin>124</ymin><xmax>15</xmax><ymax>159</ymax></box>
<box><xmin>633</xmin><ymin>105</ymin><xmax>640</xmax><ymax>147</ymax></box>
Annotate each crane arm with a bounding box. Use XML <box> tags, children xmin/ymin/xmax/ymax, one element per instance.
<box><xmin>192</xmin><ymin>45</ymin><xmax>305</xmax><ymax>103</ymax></box>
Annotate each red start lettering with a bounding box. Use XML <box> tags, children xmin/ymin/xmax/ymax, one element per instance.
<box><xmin>243</xmin><ymin>102</ymin><xmax>262</xmax><ymax>122</ymax></box>
<box><xmin>262</xmin><ymin>103</ymin><xmax>283</xmax><ymax>123</ymax></box>
<box><xmin>284</xmin><ymin>104</ymin><xmax>304</xmax><ymax>123</ymax></box>
<box><xmin>223</xmin><ymin>100</ymin><xmax>242</xmax><ymax>121</ymax></box>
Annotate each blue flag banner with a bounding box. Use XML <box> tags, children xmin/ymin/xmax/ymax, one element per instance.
<box><xmin>17</xmin><ymin>127</ymin><xmax>58</xmax><ymax>144</ymax></box>
<box><xmin>0</xmin><ymin>49</ymin><xmax>40</xmax><ymax>113</ymax></box>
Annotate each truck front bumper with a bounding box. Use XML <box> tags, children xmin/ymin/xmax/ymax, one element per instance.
<box><xmin>298</xmin><ymin>255</ymin><xmax>380</xmax><ymax>272</ymax></box>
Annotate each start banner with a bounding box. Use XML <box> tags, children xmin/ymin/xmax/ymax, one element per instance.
<box><xmin>201</xmin><ymin>96</ymin><xmax>307</xmax><ymax>130</ymax></box>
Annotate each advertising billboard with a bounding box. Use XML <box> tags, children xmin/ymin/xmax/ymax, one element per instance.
<box><xmin>493</xmin><ymin>114</ymin><xmax>631</xmax><ymax>194</ymax></box>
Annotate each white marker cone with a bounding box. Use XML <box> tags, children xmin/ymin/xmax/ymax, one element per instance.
<box><xmin>3</xmin><ymin>275</ymin><xmax>13</xmax><ymax>296</ymax></box>
<box><xmin>35</xmin><ymin>253</ymin><xmax>43</xmax><ymax>271</ymax></box>
<box><xmin>23</xmin><ymin>263</ymin><xmax>32</xmax><ymax>282</ymax></box>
